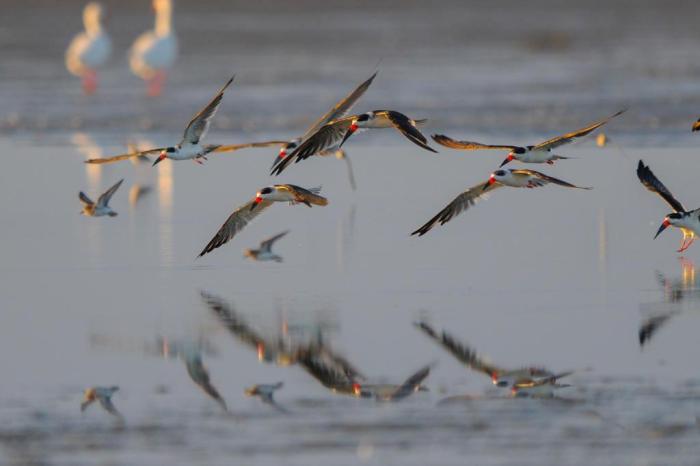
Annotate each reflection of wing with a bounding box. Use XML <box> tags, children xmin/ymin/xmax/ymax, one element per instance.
<box><xmin>383</xmin><ymin>111</ymin><xmax>437</xmax><ymax>153</ymax></box>
<box><xmin>271</xmin><ymin>117</ymin><xmax>354</xmax><ymax>175</ymax></box>
<box><xmin>97</xmin><ymin>179</ymin><xmax>124</xmax><ymax>207</ymax></box>
<box><xmin>340</xmin><ymin>151</ymin><xmax>357</xmax><ymax>191</ymax></box>
<box><xmin>639</xmin><ymin>314</ymin><xmax>675</xmax><ymax>348</ymax></box>
<box><xmin>301</xmin><ymin>72</ymin><xmax>378</xmax><ymax>140</ymax></box>
<box><xmin>85</xmin><ymin>148</ymin><xmax>165</xmax><ymax>164</ymax></box>
<box><xmin>389</xmin><ymin>364</ymin><xmax>431</xmax><ymax>401</ymax></box>
<box><xmin>212</xmin><ymin>140</ymin><xmax>288</xmax><ymax>153</ymax></box>
<box><xmin>80</xmin><ymin>399</ymin><xmax>94</xmax><ymax>412</ymax></box>
<box><xmin>182</xmin><ymin>76</ymin><xmax>234</xmax><ymax>145</ymax></box>
<box><xmin>414</xmin><ymin>322</ymin><xmax>503</xmax><ymax>378</ymax></box>
<box><xmin>184</xmin><ymin>353</ymin><xmax>227</xmax><ymax>411</ymax></box>
<box><xmin>411</xmin><ymin>182</ymin><xmax>501</xmax><ymax>236</ymax></box>
<box><xmin>636</xmin><ymin>160</ymin><xmax>686</xmax><ymax>212</ymax></box>
<box><xmin>259</xmin><ymin>230</ymin><xmax>289</xmax><ymax>253</ymax></box>
<box><xmin>296</xmin><ymin>351</ymin><xmax>357</xmax><ymax>392</ymax></box>
<box><xmin>200</xmin><ymin>291</ymin><xmax>268</xmax><ymax>353</ymax></box>
<box><xmin>79</xmin><ymin>192</ymin><xmax>94</xmax><ymax>206</ymax></box>
<box><xmin>511</xmin><ymin>169</ymin><xmax>592</xmax><ymax>189</ymax></box>
<box><xmin>533</xmin><ymin>109</ymin><xmax>626</xmax><ymax>150</ymax></box>
<box><xmin>129</xmin><ymin>185</ymin><xmax>152</xmax><ymax>206</ymax></box>
<box><xmin>98</xmin><ymin>397</ymin><xmax>122</xmax><ymax>418</ymax></box>
<box><xmin>432</xmin><ymin>134</ymin><xmax>518</xmax><ymax>151</ymax></box>
<box><xmin>198</xmin><ymin>199</ymin><xmax>274</xmax><ymax>257</ymax></box>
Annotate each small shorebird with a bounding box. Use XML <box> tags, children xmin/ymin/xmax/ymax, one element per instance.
<box><xmin>198</xmin><ymin>185</ymin><xmax>327</xmax><ymax>257</ymax></box>
<box><xmin>245</xmin><ymin>382</ymin><xmax>288</xmax><ymax>412</ymax></box>
<box><xmin>432</xmin><ymin>109</ymin><xmax>626</xmax><ymax>167</ymax></box>
<box><xmin>271</xmin><ymin>110</ymin><xmax>436</xmax><ymax>176</ymax></box>
<box><xmin>296</xmin><ymin>345</ymin><xmax>429</xmax><ymax>402</ymax></box>
<box><xmin>637</xmin><ymin>160</ymin><xmax>700</xmax><ymax>252</ymax></box>
<box><xmin>79</xmin><ymin>178</ymin><xmax>124</xmax><ymax>217</ymax></box>
<box><xmin>65</xmin><ymin>2</ymin><xmax>112</xmax><ymax>95</ymax></box>
<box><xmin>81</xmin><ymin>386</ymin><xmax>122</xmax><ymax>419</ymax></box>
<box><xmin>244</xmin><ymin>230</ymin><xmax>289</xmax><ymax>262</ymax></box>
<box><xmin>692</xmin><ymin>118</ymin><xmax>700</xmax><ymax>132</ymax></box>
<box><xmin>411</xmin><ymin>169</ymin><xmax>591</xmax><ymax>236</ymax></box>
<box><xmin>86</xmin><ymin>76</ymin><xmax>238</xmax><ymax>165</ymax></box>
<box><xmin>129</xmin><ymin>0</ymin><xmax>178</xmax><ymax>96</ymax></box>
<box><xmin>414</xmin><ymin>322</ymin><xmax>572</xmax><ymax>389</ymax></box>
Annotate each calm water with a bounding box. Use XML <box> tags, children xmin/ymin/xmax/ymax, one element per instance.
<box><xmin>3</xmin><ymin>0</ymin><xmax>700</xmax><ymax>464</ymax></box>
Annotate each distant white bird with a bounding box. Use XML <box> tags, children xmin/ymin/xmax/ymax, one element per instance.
<box><xmin>65</xmin><ymin>2</ymin><xmax>112</xmax><ymax>95</ymax></box>
<box><xmin>79</xmin><ymin>178</ymin><xmax>124</xmax><ymax>217</ymax></box>
<box><xmin>129</xmin><ymin>0</ymin><xmax>178</xmax><ymax>96</ymax></box>
<box><xmin>81</xmin><ymin>386</ymin><xmax>122</xmax><ymax>419</ymax></box>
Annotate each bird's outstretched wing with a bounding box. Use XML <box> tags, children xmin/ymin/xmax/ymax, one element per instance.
<box><xmin>301</xmin><ymin>71</ymin><xmax>378</xmax><ymax>140</ymax></box>
<box><xmin>84</xmin><ymin>148</ymin><xmax>165</xmax><ymax>164</ymax></box>
<box><xmin>182</xmin><ymin>75</ymin><xmax>235</xmax><ymax>145</ymax></box>
<box><xmin>389</xmin><ymin>364</ymin><xmax>432</xmax><ymax>401</ymax></box>
<box><xmin>411</xmin><ymin>181</ymin><xmax>501</xmax><ymax>236</ymax></box>
<box><xmin>639</xmin><ymin>314</ymin><xmax>675</xmax><ymax>348</ymax></box>
<box><xmin>79</xmin><ymin>192</ymin><xmax>94</xmax><ymax>206</ymax></box>
<box><xmin>432</xmin><ymin>134</ymin><xmax>518</xmax><ymax>151</ymax></box>
<box><xmin>98</xmin><ymin>397</ymin><xmax>122</xmax><ymax>418</ymax></box>
<box><xmin>636</xmin><ymin>160</ymin><xmax>685</xmax><ymax>213</ymax></box>
<box><xmin>414</xmin><ymin>322</ymin><xmax>504</xmax><ymax>378</ymax></box>
<box><xmin>533</xmin><ymin>109</ymin><xmax>627</xmax><ymax>150</ymax></box>
<box><xmin>212</xmin><ymin>140</ymin><xmax>288</xmax><ymax>153</ymax></box>
<box><xmin>271</xmin><ymin>118</ymin><xmax>354</xmax><ymax>175</ymax></box>
<box><xmin>198</xmin><ymin>198</ymin><xmax>273</xmax><ymax>257</ymax></box>
<box><xmin>384</xmin><ymin>111</ymin><xmax>437</xmax><ymax>153</ymax></box>
<box><xmin>184</xmin><ymin>354</ymin><xmax>228</xmax><ymax>411</ymax></box>
<box><xmin>512</xmin><ymin>170</ymin><xmax>592</xmax><ymax>189</ymax></box>
<box><xmin>97</xmin><ymin>179</ymin><xmax>124</xmax><ymax>207</ymax></box>
<box><xmin>259</xmin><ymin>230</ymin><xmax>289</xmax><ymax>253</ymax></box>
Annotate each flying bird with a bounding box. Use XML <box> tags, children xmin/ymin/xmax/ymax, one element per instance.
<box><xmin>271</xmin><ymin>110</ymin><xmax>435</xmax><ymax>176</ymax></box>
<box><xmin>637</xmin><ymin>160</ymin><xmax>700</xmax><ymax>252</ymax></box>
<box><xmin>79</xmin><ymin>178</ymin><xmax>124</xmax><ymax>217</ymax></box>
<box><xmin>198</xmin><ymin>185</ymin><xmax>327</xmax><ymax>258</ymax></box>
<box><xmin>80</xmin><ymin>386</ymin><xmax>122</xmax><ymax>419</ymax></box>
<box><xmin>432</xmin><ymin>109</ymin><xmax>626</xmax><ymax>167</ymax></box>
<box><xmin>411</xmin><ymin>169</ymin><xmax>591</xmax><ymax>236</ymax></box>
<box><xmin>414</xmin><ymin>321</ymin><xmax>572</xmax><ymax>389</ymax></box>
<box><xmin>245</xmin><ymin>382</ymin><xmax>287</xmax><ymax>412</ymax></box>
<box><xmin>244</xmin><ymin>230</ymin><xmax>289</xmax><ymax>262</ymax></box>
<box><xmin>65</xmin><ymin>2</ymin><xmax>112</xmax><ymax>95</ymax></box>
<box><xmin>129</xmin><ymin>0</ymin><xmax>177</xmax><ymax>96</ymax></box>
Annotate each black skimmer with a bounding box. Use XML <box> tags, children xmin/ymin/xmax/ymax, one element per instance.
<box><xmin>65</xmin><ymin>2</ymin><xmax>111</xmax><ymax>95</ymax></box>
<box><xmin>637</xmin><ymin>160</ymin><xmax>700</xmax><ymax>252</ymax></box>
<box><xmin>79</xmin><ymin>178</ymin><xmax>124</xmax><ymax>217</ymax></box>
<box><xmin>432</xmin><ymin>109</ymin><xmax>625</xmax><ymax>167</ymax></box>
<box><xmin>510</xmin><ymin>377</ymin><xmax>572</xmax><ymax>398</ymax></box>
<box><xmin>693</xmin><ymin>118</ymin><xmax>700</xmax><ymax>132</ymax></box>
<box><xmin>81</xmin><ymin>386</ymin><xmax>122</xmax><ymax>419</ymax></box>
<box><xmin>271</xmin><ymin>110</ymin><xmax>435</xmax><ymax>176</ymax></box>
<box><xmin>245</xmin><ymin>382</ymin><xmax>287</xmax><ymax>412</ymax></box>
<box><xmin>198</xmin><ymin>185</ymin><xmax>327</xmax><ymax>258</ymax></box>
<box><xmin>411</xmin><ymin>169</ymin><xmax>591</xmax><ymax>236</ymax></box>
<box><xmin>244</xmin><ymin>230</ymin><xmax>289</xmax><ymax>262</ymax></box>
<box><xmin>129</xmin><ymin>0</ymin><xmax>177</xmax><ymax>96</ymax></box>
<box><xmin>414</xmin><ymin>322</ymin><xmax>572</xmax><ymax>390</ymax></box>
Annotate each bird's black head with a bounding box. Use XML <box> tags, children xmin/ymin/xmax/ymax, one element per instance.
<box><xmin>668</xmin><ymin>213</ymin><xmax>683</xmax><ymax>220</ymax></box>
<box><xmin>356</xmin><ymin>113</ymin><xmax>371</xmax><ymax>122</ymax></box>
<box><xmin>514</xmin><ymin>147</ymin><xmax>526</xmax><ymax>155</ymax></box>
<box><xmin>260</xmin><ymin>187</ymin><xmax>273</xmax><ymax>195</ymax></box>
<box><xmin>494</xmin><ymin>170</ymin><xmax>506</xmax><ymax>177</ymax></box>
<box><xmin>166</xmin><ymin>147</ymin><xmax>176</xmax><ymax>153</ymax></box>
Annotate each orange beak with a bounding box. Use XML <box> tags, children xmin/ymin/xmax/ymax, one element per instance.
<box><xmin>250</xmin><ymin>196</ymin><xmax>263</xmax><ymax>211</ymax></box>
<box><xmin>499</xmin><ymin>154</ymin><xmax>515</xmax><ymax>167</ymax></box>
<box><xmin>483</xmin><ymin>175</ymin><xmax>496</xmax><ymax>191</ymax></box>
<box><xmin>339</xmin><ymin>123</ymin><xmax>358</xmax><ymax>148</ymax></box>
<box><xmin>152</xmin><ymin>152</ymin><xmax>166</xmax><ymax>166</ymax></box>
<box><xmin>352</xmin><ymin>383</ymin><xmax>362</xmax><ymax>396</ymax></box>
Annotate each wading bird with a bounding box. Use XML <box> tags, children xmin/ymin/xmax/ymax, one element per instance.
<box><xmin>65</xmin><ymin>2</ymin><xmax>112</xmax><ymax>95</ymax></box>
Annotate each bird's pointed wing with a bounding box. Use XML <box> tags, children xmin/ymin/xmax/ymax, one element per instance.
<box><xmin>639</xmin><ymin>314</ymin><xmax>675</xmax><ymax>347</ymax></box>
<box><xmin>301</xmin><ymin>71</ymin><xmax>378</xmax><ymax>140</ymax></box>
<box><xmin>184</xmin><ymin>355</ymin><xmax>228</xmax><ymax>411</ymax></box>
<box><xmin>512</xmin><ymin>169</ymin><xmax>592</xmax><ymax>189</ymax></box>
<box><xmin>534</xmin><ymin>109</ymin><xmax>627</xmax><ymax>150</ymax></box>
<box><xmin>84</xmin><ymin>148</ymin><xmax>166</xmax><ymax>164</ymax></box>
<box><xmin>384</xmin><ymin>111</ymin><xmax>437</xmax><ymax>153</ymax></box>
<box><xmin>636</xmin><ymin>160</ymin><xmax>686</xmax><ymax>212</ymax></box>
<box><xmin>97</xmin><ymin>179</ymin><xmax>124</xmax><ymax>207</ymax></box>
<box><xmin>431</xmin><ymin>134</ymin><xmax>518</xmax><ymax>151</ymax></box>
<box><xmin>199</xmin><ymin>291</ymin><xmax>269</xmax><ymax>353</ymax></box>
<box><xmin>389</xmin><ymin>364</ymin><xmax>432</xmax><ymax>401</ymax></box>
<box><xmin>80</xmin><ymin>399</ymin><xmax>94</xmax><ymax>412</ymax></box>
<box><xmin>296</xmin><ymin>349</ymin><xmax>358</xmax><ymax>391</ymax></box>
<box><xmin>411</xmin><ymin>181</ymin><xmax>501</xmax><ymax>236</ymax></box>
<box><xmin>271</xmin><ymin>118</ymin><xmax>355</xmax><ymax>175</ymax></box>
<box><xmin>259</xmin><ymin>230</ymin><xmax>290</xmax><ymax>253</ymax></box>
<box><xmin>182</xmin><ymin>75</ymin><xmax>235</xmax><ymax>145</ymax></box>
<box><xmin>414</xmin><ymin>322</ymin><xmax>505</xmax><ymax>378</ymax></box>
<box><xmin>211</xmin><ymin>140</ymin><xmax>288</xmax><ymax>153</ymax></box>
<box><xmin>98</xmin><ymin>397</ymin><xmax>122</xmax><ymax>418</ymax></box>
<box><xmin>198</xmin><ymin>198</ymin><xmax>273</xmax><ymax>257</ymax></box>
<box><xmin>79</xmin><ymin>192</ymin><xmax>94</xmax><ymax>206</ymax></box>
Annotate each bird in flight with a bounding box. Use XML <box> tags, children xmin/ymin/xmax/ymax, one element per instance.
<box><xmin>198</xmin><ymin>185</ymin><xmax>327</xmax><ymax>258</ymax></box>
<box><xmin>271</xmin><ymin>110</ymin><xmax>436</xmax><ymax>176</ymax></box>
<box><xmin>80</xmin><ymin>386</ymin><xmax>123</xmax><ymax>419</ymax></box>
<box><xmin>79</xmin><ymin>178</ymin><xmax>124</xmax><ymax>217</ymax></box>
<box><xmin>411</xmin><ymin>169</ymin><xmax>591</xmax><ymax>236</ymax></box>
<box><xmin>432</xmin><ymin>109</ymin><xmax>626</xmax><ymax>167</ymax></box>
<box><xmin>244</xmin><ymin>230</ymin><xmax>289</xmax><ymax>262</ymax></box>
<box><xmin>637</xmin><ymin>160</ymin><xmax>700</xmax><ymax>253</ymax></box>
